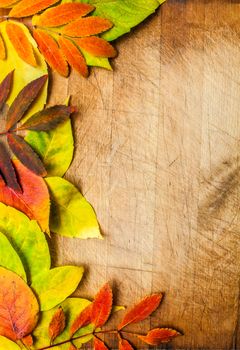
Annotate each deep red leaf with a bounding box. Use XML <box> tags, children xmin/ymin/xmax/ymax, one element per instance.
<box><xmin>0</xmin><ymin>70</ymin><xmax>13</xmax><ymax>111</ymax></box>
<box><xmin>91</xmin><ymin>283</ymin><xmax>113</xmax><ymax>328</ymax></box>
<box><xmin>49</xmin><ymin>307</ymin><xmax>66</xmax><ymax>342</ymax></box>
<box><xmin>6</xmin><ymin>75</ymin><xmax>48</xmax><ymax>130</ymax></box>
<box><xmin>138</xmin><ymin>328</ymin><xmax>180</xmax><ymax>345</ymax></box>
<box><xmin>70</xmin><ymin>303</ymin><xmax>92</xmax><ymax>336</ymax></box>
<box><xmin>118</xmin><ymin>294</ymin><xmax>163</xmax><ymax>330</ymax></box>
<box><xmin>0</xmin><ymin>143</ymin><xmax>21</xmax><ymax>192</ymax></box>
<box><xmin>7</xmin><ymin>133</ymin><xmax>47</xmax><ymax>176</ymax></box>
<box><xmin>94</xmin><ymin>337</ymin><xmax>109</xmax><ymax>350</ymax></box>
<box><xmin>119</xmin><ymin>338</ymin><xmax>134</xmax><ymax>350</ymax></box>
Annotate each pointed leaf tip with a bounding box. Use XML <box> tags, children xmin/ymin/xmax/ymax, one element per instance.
<box><xmin>70</xmin><ymin>303</ymin><xmax>92</xmax><ymax>336</ymax></box>
<box><xmin>119</xmin><ymin>338</ymin><xmax>134</xmax><ymax>350</ymax></box>
<box><xmin>94</xmin><ymin>337</ymin><xmax>109</xmax><ymax>350</ymax></box>
<box><xmin>138</xmin><ymin>328</ymin><xmax>180</xmax><ymax>345</ymax></box>
<box><xmin>0</xmin><ymin>143</ymin><xmax>21</xmax><ymax>192</ymax></box>
<box><xmin>91</xmin><ymin>283</ymin><xmax>113</xmax><ymax>328</ymax></box>
<box><xmin>0</xmin><ymin>70</ymin><xmax>14</xmax><ymax>111</ymax></box>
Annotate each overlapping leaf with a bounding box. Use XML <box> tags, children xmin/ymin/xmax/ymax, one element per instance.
<box><xmin>49</xmin><ymin>307</ymin><xmax>66</xmax><ymax>342</ymax></box>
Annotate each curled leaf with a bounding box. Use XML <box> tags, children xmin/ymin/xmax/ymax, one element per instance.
<box><xmin>0</xmin><ymin>32</ymin><xmax>6</xmax><ymax>60</ymax></box>
<box><xmin>33</xmin><ymin>29</ymin><xmax>69</xmax><ymax>77</ymax></box>
<box><xmin>6</xmin><ymin>22</ymin><xmax>36</xmax><ymax>67</ymax></box>
<box><xmin>0</xmin><ymin>267</ymin><xmax>39</xmax><ymax>341</ymax></box>
<box><xmin>94</xmin><ymin>337</ymin><xmax>109</xmax><ymax>350</ymax></box>
<box><xmin>6</xmin><ymin>74</ymin><xmax>47</xmax><ymax>130</ymax></box>
<box><xmin>91</xmin><ymin>283</ymin><xmax>113</xmax><ymax>328</ymax></box>
<box><xmin>0</xmin><ymin>70</ymin><xmax>13</xmax><ymax>111</ymax></box>
<box><xmin>70</xmin><ymin>303</ymin><xmax>92</xmax><ymax>336</ymax></box>
<box><xmin>8</xmin><ymin>133</ymin><xmax>47</xmax><ymax>176</ymax></box>
<box><xmin>9</xmin><ymin>0</ymin><xmax>59</xmax><ymax>17</ymax></box>
<box><xmin>58</xmin><ymin>37</ymin><xmax>88</xmax><ymax>78</ymax></box>
<box><xmin>49</xmin><ymin>307</ymin><xmax>66</xmax><ymax>342</ymax></box>
<box><xmin>138</xmin><ymin>328</ymin><xmax>180</xmax><ymax>345</ymax></box>
<box><xmin>118</xmin><ymin>294</ymin><xmax>163</xmax><ymax>330</ymax></box>
<box><xmin>119</xmin><ymin>338</ymin><xmax>134</xmax><ymax>350</ymax></box>
<box><xmin>62</xmin><ymin>17</ymin><xmax>113</xmax><ymax>37</ymax></box>
<box><xmin>36</xmin><ymin>3</ymin><xmax>95</xmax><ymax>27</ymax></box>
<box><xmin>75</xmin><ymin>37</ymin><xmax>117</xmax><ymax>58</ymax></box>
<box><xmin>19</xmin><ymin>105</ymin><xmax>75</xmax><ymax>131</ymax></box>
<box><xmin>0</xmin><ymin>143</ymin><xmax>21</xmax><ymax>192</ymax></box>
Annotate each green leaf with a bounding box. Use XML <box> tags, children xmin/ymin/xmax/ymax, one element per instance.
<box><xmin>0</xmin><ymin>203</ymin><xmax>50</xmax><ymax>282</ymax></box>
<box><xmin>31</xmin><ymin>266</ymin><xmax>84</xmax><ymax>311</ymax></box>
<box><xmin>0</xmin><ymin>232</ymin><xmax>26</xmax><ymax>281</ymax></box>
<box><xmin>45</xmin><ymin>177</ymin><xmax>102</xmax><ymax>239</ymax></box>
<box><xmin>33</xmin><ymin>298</ymin><xmax>93</xmax><ymax>350</ymax></box>
<box><xmin>25</xmin><ymin>120</ymin><xmax>74</xmax><ymax>177</ymax></box>
<box><xmin>63</xmin><ymin>0</ymin><xmax>166</xmax><ymax>41</ymax></box>
<box><xmin>0</xmin><ymin>336</ymin><xmax>21</xmax><ymax>350</ymax></box>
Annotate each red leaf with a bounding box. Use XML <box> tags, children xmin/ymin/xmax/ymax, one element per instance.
<box><xmin>70</xmin><ymin>303</ymin><xmax>92</xmax><ymax>336</ymax></box>
<box><xmin>37</xmin><ymin>3</ymin><xmax>95</xmax><ymax>27</ymax></box>
<box><xmin>91</xmin><ymin>283</ymin><xmax>113</xmax><ymax>328</ymax></box>
<box><xmin>6</xmin><ymin>22</ymin><xmax>37</xmax><ymax>67</ymax></box>
<box><xmin>138</xmin><ymin>328</ymin><xmax>180</xmax><ymax>345</ymax></box>
<box><xmin>0</xmin><ymin>32</ymin><xmax>6</xmax><ymax>60</ymax></box>
<box><xmin>62</xmin><ymin>17</ymin><xmax>113</xmax><ymax>37</ymax></box>
<box><xmin>49</xmin><ymin>307</ymin><xmax>66</xmax><ymax>342</ymax></box>
<box><xmin>0</xmin><ymin>159</ymin><xmax>50</xmax><ymax>232</ymax></box>
<box><xmin>94</xmin><ymin>337</ymin><xmax>109</xmax><ymax>350</ymax></box>
<box><xmin>118</xmin><ymin>294</ymin><xmax>163</xmax><ymax>330</ymax></box>
<box><xmin>9</xmin><ymin>0</ymin><xmax>59</xmax><ymax>17</ymax></box>
<box><xmin>22</xmin><ymin>335</ymin><xmax>33</xmax><ymax>347</ymax></box>
<box><xmin>119</xmin><ymin>338</ymin><xmax>134</xmax><ymax>350</ymax></box>
<box><xmin>18</xmin><ymin>105</ymin><xmax>75</xmax><ymax>131</ymax></box>
<box><xmin>0</xmin><ymin>143</ymin><xmax>21</xmax><ymax>192</ymax></box>
<box><xmin>75</xmin><ymin>37</ymin><xmax>117</xmax><ymax>58</ymax></box>
<box><xmin>0</xmin><ymin>267</ymin><xmax>39</xmax><ymax>341</ymax></box>
<box><xmin>33</xmin><ymin>29</ymin><xmax>69</xmax><ymax>77</ymax></box>
<box><xmin>8</xmin><ymin>133</ymin><xmax>47</xmax><ymax>176</ymax></box>
<box><xmin>58</xmin><ymin>37</ymin><xmax>88</xmax><ymax>78</ymax></box>
<box><xmin>6</xmin><ymin>74</ymin><xmax>47</xmax><ymax>130</ymax></box>
<box><xmin>0</xmin><ymin>70</ymin><xmax>13</xmax><ymax>111</ymax></box>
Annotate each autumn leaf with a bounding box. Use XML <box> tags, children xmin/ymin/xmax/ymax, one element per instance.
<box><xmin>0</xmin><ymin>32</ymin><xmax>6</xmax><ymax>60</ymax></box>
<box><xmin>91</xmin><ymin>283</ymin><xmax>113</xmax><ymax>328</ymax></box>
<box><xmin>118</xmin><ymin>294</ymin><xmax>163</xmax><ymax>330</ymax></box>
<box><xmin>94</xmin><ymin>337</ymin><xmax>109</xmax><ymax>350</ymax></box>
<box><xmin>8</xmin><ymin>133</ymin><xmax>47</xmax><ymax>176</ymax></box>
<box><xmin>0</xmin><ymin>336</ymin><xmax>21</xmax><ymax>350</ymax></box>
<box><xmin>0</xmin><ymin>69</ymin><xmax>13</xmax><ymax>111</ymax></box>
<box><xmin>6</xmin><ymin>22</ymin><xmax>36</xmax><ymax>67</ymax></box>
<box><xmin>0</xmin><ymin>142</ymin><xmax>21</xmax><ymax>192</ymax></box>
<box><xmin>62</xmin><ymin>17</ymin><xmax>113</xmax><ymax>37</ymax></box>
<box><xmin>36</xmin><ymin>3</ymin><xmax>95</xmax><ymax>28</ymax></box>
<box><xmin>70</xmin><ymin>303</ymin><xmax>92</xmax><ymax>336</ymax></box>
<box><xmin>0</xmin><ymin>159</ymin><xmax>50</xmax><ymax>233</ymax></box>
<box><xmin>49</xmin><ymin>307</ymin><xmax>66</xmax><ymax>342</ymax></box>
<box><xmin>9</xmin><ymin>0</ymin><xmax>59</xmax><ymax>18</ymax></box>
<box><xmin>138</xmin><ymin>328</ymin><xmax>180</xmax><ymax>345</ymax></box>
<box><xmin>59</xmin><ymin>37</ymin><xmax>88</xmax><ymax>78</ymax></box>
<box><xmin>33</xmin><ymin>29</ymin><xmax>69</xmax><ymax>77</ymax></box>
<box><xmin>75</xmin><ymin>37</ymin><xmax>117</xmax><ymax>58</ymax></box>
<box><xmin>119</xmin><ymin>338</ymin><xmax>134</xmax><ymax>350</ymax></box>
<box><xmin>0</xmin><ymin>267</ymin><xmax>39</xmax><ymax>341</ymax></box>
<box><xmin>0</xmin><ymin>0</ymin><xmax>18</xmax><ymax>6</ymax></box>
<box><xmin>22</xmin><ymin>334</ymin><xmax>34</xmax><ymax>347</ymax></box>
<box><xmin>6</xmin><ymin>74</ymin><xmax>47</xmax><ymax>131</ymax></box>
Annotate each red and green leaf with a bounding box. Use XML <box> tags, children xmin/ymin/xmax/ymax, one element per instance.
<box><xmin>138</xmin><ymin>328</ymin><xmax>180</xmax><ymax>345</ymax></box>
<box><xmin>49</xmin><ymin>307</ymin><xmax>66</xmax><ymax>342</ymax></box>
<box><xmin>91</xmin><ymin>283</ymin><xmax>113</xmax><ymax>328</ymax></box>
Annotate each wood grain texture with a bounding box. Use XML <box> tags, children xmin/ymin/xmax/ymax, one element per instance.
<box><xmin>48</xmin><ymin>1</ymin><xmax>240</xmax><ymax>349</ymax></box>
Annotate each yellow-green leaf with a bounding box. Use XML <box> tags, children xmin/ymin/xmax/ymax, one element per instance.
<box><xmin>45</xmin><ymin>177</ymin><xmax>102</xmax><ymax>239</ymax></box>
<box><xmin>31</xmin><ymin>266</ymin><xmax>84</xmax><ymax>311</ymax></box>
<box><xmin>25</xmin><ymin>120</ymin><xmax>74</xmax><ymax>177</ymax></box>
<box><xmin>0</xmin><ymin>203</ymin><xmax>50</xmax><ymax>282</ymax></box>
<box><xmin>0</xmin><ymin>336</ymin><xmax>21</xmax><ymax>350</ymax></box>
<box><xmin>0</xmin><ymin>231</ymin><xmax>26</xmax><ymax>281</ymax></box>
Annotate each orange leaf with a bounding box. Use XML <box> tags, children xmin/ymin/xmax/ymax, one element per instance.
<box><xmin>6</xmin><ymin>22</ymin><xmax>36</xmax><ymax>67</ymax></box>
<box><xmin>119</xmin><ymin>338</ymin><xmax>134</xmax><ymax>350</ymax></box>
<box><xmin>0</xmin><ymin>267</ymin><xmax>39</xmax><ymax>341</ymax></box>
<box><xmin>0</xmin><ymin>0</ymin><xmax>18</xmax><ymax>7</ymax></box>
<box><xmin>118</xmin><ymin>294</ymin><xmax>163</xmax><ymax>330</ymax></box>
<box><xmin>70</xmin><ymin>303</ymin><xmax>92</xmax><ymax>336</ymax></box>
<box><xmin>9</xmin><ymin>0</ymin><xmax>59</xmax><ymax>17</ymax></box>
<box><xmin>68</xmin><ymin>345</ymin><xmax>77</xmax><ymax>350</ymax></box>
<box><xmin>58</xmin><ymin>37</ymin><xmax>88</xmax><ymax>78</ymax></box>
<box><xmin>22</xmin><ymin>335</ymin><xmax>34</xmax><ymax>347</ymax></box>
<box><xmin>37</xmin><ymin>3</ymin><xmax>95</xmax><ymax>27</ymax></box>
<box><xmin>94</xmin><ymin>337</ymin><xmax>108</xmax><ymax>350</ymax></box>
<box><xmin>75</xmin><ymin>37</ymin><xmax>117</xmax><ymax>58</ymax></box>
<box><xmin>91</xmin><ymin>283</ymin><xmax>112</xmax><ymax>328</ymax></box>
<box><xmin>62</xmin><ymin>17</ymin><xmax>113</xmax><ymax>37</ymax></box>
<box><xmin>33</xmin><ymin>29</ymin><xmax>68</xmax><ymax>77</ymax></box>
<box><xmin>0</xmin><ymin>159</ymin><xmax>50</xmax><ymax>232</ymax></box>
<box><xmin>49</xmin><ymin>307</ymin><xmax>66</xmax><ymax>342</ymax></box>
<box><xmin>0</xmin><ymin>32</ymin><xmax>6</xmax><ymax>60</ymax></box>
<box><xmin>138</xmin><ymin>328</ymin><xmax>180</xmax><ymax>345</ymax></box>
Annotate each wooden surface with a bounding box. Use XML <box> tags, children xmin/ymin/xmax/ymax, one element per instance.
<box><xmin>51</xmin><ymin>1</ymin><xmax>240</xmax><ymax>349</ymax></box>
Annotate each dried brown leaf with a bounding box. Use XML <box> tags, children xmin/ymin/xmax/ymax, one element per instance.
<box><xmin>0</xmin><ymin>70</ymin><xmax>13</xmax><ymax>111</ymax></box>
<box><xmin>0</xmin><ymin>143</ymin><xmax>21</xmax><ymax>192</ymax></box>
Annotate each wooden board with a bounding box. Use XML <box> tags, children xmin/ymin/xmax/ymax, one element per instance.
<box><xmin>49</xmin><ymin>1</ymin><xmax>240</xmax><ymax>349</ymax></box>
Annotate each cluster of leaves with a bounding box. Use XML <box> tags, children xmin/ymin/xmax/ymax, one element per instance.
<box><xmin>0</xmin><ymin>71</ymin><xmax>101</xmax><ymax>238</ymax></box>
<box><xmin>0</xmin><ymin>0</ymin><xmax>166</xmax><ymax>77</ymax></box>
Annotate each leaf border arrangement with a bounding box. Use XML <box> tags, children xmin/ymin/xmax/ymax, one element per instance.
<box><xmin>0</xmin><ymin>1</ymin><xmax>182</xmax><ymax>349</ymax></box>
